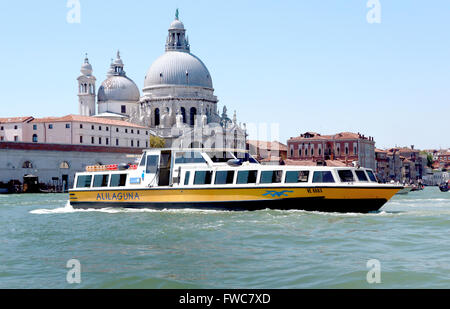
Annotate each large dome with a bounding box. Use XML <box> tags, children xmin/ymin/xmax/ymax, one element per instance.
<box><xmin>144</xmin><ymin>51</ymin><xmax>213</xmax><ymax>90</ymax></box>
<box><xmin>98</xmin><ymin>75</ymin><xmax>140</xmax><ymax>102</ymax></box>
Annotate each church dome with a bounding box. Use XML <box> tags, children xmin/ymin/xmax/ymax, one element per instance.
<box><xmin>144</xmin><ymin>51</ymin><xmax>213</xmax><ymax>90</ymax></box>
<box><xmin>169</xmin><ymin>19</ymin><xmax>184</xmax><ymax>30</ymax></box>
<box><xmin>98</xmin><ymin>75</ymin><xmax>140</xmax><ymax>102</ymax></box>
<box><xmin>98</xmin><ymin>51</ymin><xmax>140</xmax><ymax>102</ymax></box>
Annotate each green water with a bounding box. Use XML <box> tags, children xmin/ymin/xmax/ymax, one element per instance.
<box><xmin>0</xmin><ymin>187</ymin><xmax>449</xmax><ymax>288</ymax></box>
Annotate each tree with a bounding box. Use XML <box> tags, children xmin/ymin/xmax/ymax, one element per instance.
<box><xmin>426</xmin><ymin>154</ymin><xmax>434</xmax><ymax>168</ymax></box>
<box><xmin>150</xmin><ymin>135</ymin><xmax>166</xmax><ymax>148</ymax></box>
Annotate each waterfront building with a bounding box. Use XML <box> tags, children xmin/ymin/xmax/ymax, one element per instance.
<box><xmin>287</xmin><ymin>132</ymin><xmax>376</xmax><ymax>169</ymax></box>
<box><xmin>375</xmin><ymin>148</ymin><xmax>389</xmax><ymax>182</ymax></box>
<box><xmin>0</xmin><ymin>115</ymin><xmax>152</xmax><ymax>148</ymax></box>
<box><xmin>437</xmin><ymin>151</ymin><xmax>450</xmax><ymax>169</ymax></box>
<box><xmin>246</xmin><ymin>140</ymin><xmax>287</xmax><ymax>165</ymax></box>
<box><xmin>74</xmin><ymin>11</ymin><xmax>246</xmax><ymax>150</ymax></box>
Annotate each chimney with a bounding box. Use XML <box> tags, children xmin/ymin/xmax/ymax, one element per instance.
<box><xmin>411</xmin><ymin>145</ymin><xmax>414</xmax><ymax>150</ymax></box>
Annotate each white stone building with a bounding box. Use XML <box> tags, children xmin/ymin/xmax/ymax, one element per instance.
<box><xmin>76</xmin><ymin>11</ymin><xmax>247</xmax><ymax>150</ymax></box>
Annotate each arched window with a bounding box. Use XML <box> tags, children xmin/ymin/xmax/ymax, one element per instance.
<box><xmin>190</xmin><ymin>107</ymin><xmax>197</xmax><ymax>126</ymax></box>
<box><xmin>22</xmin><ymin>161</ymin><xmax>33</xmax><ymax>168</ymax></box>
<box><xmin>60</xmin><ymin>161</ymin><xmax>70</xmax><ymax>169</ymax></box>
<box><xmin>180</xmin><ymin>107</ymin><xmax>186</xmax><ymax>123</ymax></box>
<box><xmin>154</xmin><ymin>108</ymin><xmax>160</xmax><ymax>126</ymax></box>
<box><xmin>32</xmin><ymin>134</ymin><xmax>38</xmax><ymax>143</ymax></box>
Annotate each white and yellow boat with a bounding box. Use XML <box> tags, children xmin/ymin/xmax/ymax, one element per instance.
<box><xmin>69</xmin><ymin>148</ymin><xmax>402</xmax><ymax>213</ymax></box>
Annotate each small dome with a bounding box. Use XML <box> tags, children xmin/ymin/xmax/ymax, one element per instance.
<box><xmin>80</xmin><ymin>57</ymin><xmax>93</xmax><ymax>76</ymax></box>
<box><xmin>170</xmin><ymin>19</ymin><xmax>185</xmax><ymax>30</ymax></box>
<box><xmin>98</xmin><ymin>75</ymin><xmax>140</xmax><ymax>102</ymax></box>
<box><xmin>144</xmin><ymin>51</ymin><xmax>213</xmax><ymax>89</ymax></box>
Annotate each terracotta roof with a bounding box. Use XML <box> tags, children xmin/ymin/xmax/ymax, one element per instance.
<box><xmin>290</xmin><ymin>131</ymin><xmax>371</xmax><ymax>142</ymax></box>
<box><xmin>247</xmin><ymin>140</ymin><xmax>287</xmax><ymax>151</ymax></box>
<box><xmin>31</xmin><ymin>114</ymin><xmax>148</xmax><ymax>129</ymax></box>
<box><xmin>375</xmin><ymin>148</ymin><xmax>388</xmax><ymax>153</ymax></box>
<box><xmin>0</xmin><ymin>116</ymin><xmax>34</xmax><ymax>124</ymax></box>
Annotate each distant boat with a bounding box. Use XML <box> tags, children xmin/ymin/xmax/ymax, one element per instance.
<box><xmin>0</xmin><ymin>188</ymin><xmax>9</xmax><ymax>194</ymax></box>
<box><xmin>439</xmin><ymin>182</ymin><xmax>449</xmax><ymax>192</ymax></box>
<box><xmin>411</xmin><ymin>184</ymin><xmax>424</xmax><ymax>192</ymax></box>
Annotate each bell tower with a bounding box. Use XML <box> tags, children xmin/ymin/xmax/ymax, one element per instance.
<box><xmin>77</xmin><ymin>54</ymin><xmax>96</xmax><ymax>116</ymax></box>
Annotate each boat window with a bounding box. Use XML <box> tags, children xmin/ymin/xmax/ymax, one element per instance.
<box><xmin>93</xmin><ymin>174</ymin><xmax>109</xmax><ymax>187</ymax></box>
<box><xmin>207</xmin><ymin>151</ymin><xmax>235</xmax><ymax>163</ymax></box>
<box><xmin>366</xmin><ymin>170</ymin><xmax>377</xmax><ymax>182</ymax></box>
<box><xmin>175</xmin><ymin>151</ymin><xmax>206</xmax><ymax>164</ymax></box>
<box><xmin>312</xmin><ymin>171</ymin><xmax>335</xmax><ymax>183</ymax></box>
<box><xmin>139</xmin><ymin>154</ymin><xmax>146</xmax><ymax>167</ymax></box>
<box><xmin>184</xmin><ymin>171</ymin><xmax>190</xmax><ymax>185</ymax></box>
<box><xmin>76</xmin><ymin>175</ymin><xmax>92</xmax><ymax>188</ymax></box>
<box><xmin>285</xmin><ymin>171</ymin><xmax>309</xmax><ymax>183</ymax></box>
<box><xmin>355</xmin><ymin>170</ymin><xmax>368</xmax><ymax>181</ymax></box>
<box><xmin>215</xmin><ymin>171</ymin><xmax>235</xmax><ymax>184</ymax></box>
<box><xmin>338</xmin><ymin>170</ymin><xmax>354</xmax><ymax>182</ymax></box>
<box><xmin>236</xmin><ymin>170</ymin><xmax>258</xmax><ymax>184</ymax></box>
<box><xmin>260</xmin><ymin>170</ymin><xmax>282</xmax><ymax>184</ymax></box>
<box><xmin>194</xmin><ymin>171</ymin><xmax>213</xmax><ymax>185</ymax></box>
<box><xmin>146</xmin><ymin>155</ymin><xmax>159</xmax><ymax>173</ymax></box>
<box><xmin>110</xmin><ymin>174</ymin><xmax>127</xmax><ymax>187</ymax></box>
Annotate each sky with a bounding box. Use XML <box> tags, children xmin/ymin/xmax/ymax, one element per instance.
<box><xmin>0</xmin><ymin>0</ymin><xmax>448</xmax><ymax>150</ymax></box>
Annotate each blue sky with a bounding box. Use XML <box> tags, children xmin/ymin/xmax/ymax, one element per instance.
<box><xmin>0</xmin><ymin>0</ymin><xmax>449</xmax><ymax>149</ymax></box>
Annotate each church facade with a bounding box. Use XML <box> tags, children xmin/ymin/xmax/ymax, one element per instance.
<box><xmin>79</xmin><ymin>11</ymin><xmax>247</xmax><ymax>150</ymax></box>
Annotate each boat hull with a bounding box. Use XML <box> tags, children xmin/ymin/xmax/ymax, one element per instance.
<box><xmin>69</xmin><ymin>186</ymin><xmax>400</xmax><ymax>213</ymax></box>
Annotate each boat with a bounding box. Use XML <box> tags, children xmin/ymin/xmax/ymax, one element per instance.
<box><xmin>68</xmin><ymin>148</ymin><xmax>403</xmax><ymax>213</ymax></box>
<box><xmin>439</xmin><ymin>181</ymin><xmax>449</xmax><ymax>192</ymax></box>
<box><xmin>396</xmin><ymin>185</ymin><xmax>413</xmax><ymax>195</ymax></box>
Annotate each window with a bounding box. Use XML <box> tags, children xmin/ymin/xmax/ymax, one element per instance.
<box><xmin>99</xmin><ymin>137</ymin><xmax>102</xmax><ymax>145</ymax></box>
<box><xmin>298</xmin><ymin>148</ymin><xmax>302</xmax><ymax>157</ymax></box>
<box><xmin>93</xmin><ymin>174</ymin><xmax>109</xmax><ymax>187</ymax></box>
<box><xmin>60</xmin><ymin>161</ymin><xmax>70</xmax><ymax>169</ymax></box>
<box><xmin>312</xmin><ymin>171</ymin><xmax>335</xmax><ymax>183</ymax></box>
<box><xmin>137</xmin><ymin>141</ymin><xmax>140</xmax><ymax>147</ymax></box>
<box><xmin>338</xmin><ymin>170</ymin><xmax>354</xmax><ymax>182</ymax></box>
<box><xmin>146</xmin><ymin>155</ymin><xmax>159</xmax><ymax>174</ymax></box>
<box><xmin>33</xmin><ymin>125</ymin><xmax>37</xmax><ymax>130</ymax></box>
<box><xmin>106</xmin><ymin>138</ymin><xmax>109</xmax><ymax>145</ymax></box>
<box><xmin>76</xmin><ymin>175</ymin><xmax>92</xmax><ymax>188</ymax></box>
<box><xmin>194</xmin><ymin>171</ymin><xmax>213</xmax><ymax>185</ymax></box>
<box><xmin>207</xmin><ymin>151</ymin><xmax>235</xmax><ymax>163</ymax></box>
<box><xmin>146</xmin><ymin>131</ymin><xmax>148</xmax><ymax>135</ymax></box>
<box><xmin>22</xmin><ymin>161</ymin><xmax>33</xmax><ymax>168</ymax></box>
<box><xmin>65</xmin><ymin>124</ymin><xmax>70</xmax><ymax>129</ymax></box>
<box><xmin>184</xmin><ymin>171</ymin><xmax>190</xmax><ymax>185</ymax></box>
<box><xmin>14</xmin><ymin>125</ymin><xmax>18</xmax><ymax>130</ymax></box>
<box><xmin>137</xmin><ymin>130</ymin><xmax>140</xmax><ymax>134</ymax></box>
<box><xmin>285</xmin><ymin>171</ymin><xmax>309</xmax><ymax>183</ymax></box>
<box><xmin>175</xmin><ymin>151</ymin><xmax>206</xmax><ymax>164</ymax></box>
<box><xmin>91</xmin><ymin>136</ymin><xmax>94</xmax><ymax>144</ymax></box>
<box><xmin>131</xmin><ymin>140</ymin><xmax>134</xmax><ymax>147</ymax></box>
<box><xmin>215</xmin><ymin>171</ymin><xmax>235</xmax><ymax>185</ymax></box>
<box><xmin>260</xmin><ymin>171</ymin><xmax>282</xmax><ymax>184</ymax></box>
<box><xmin>125</xmin><ymin>129</ymin><xmax>128</xmax><ymax>133</ymax></box>
<box><xmin>121</xmin><ymin>105</ymin><xmax>126</xmax><ymax>113</ymax></box>
<box><xmin>131</xmin><ymin>129</ymin><xmax>134</xmax><ymax>134</ymax></box>
<box><xmin>355</xmin><ymin>170</ymin><xmax>368</xmax><ymax>181</ymax></box>
<box><xmin>80</xmin><ymin>124</ymin><xmax>83</xmax><ymax>129</ymax></box>
<box><xmin>32</xmin><ymin>134</ymin><xmax>38</xmax><ymax>143</ymax></box>
<box><xmin>91</xmin><ymin>125</ymin><xmax>94</xmax><ymax>130</ymax></box>
<box><xmin>366</xmin><ymin>170</ymin><xmax>377</xmax><ymax>182</ymax></box>
<box><xmin>99</xmin><ymin>126</ymin><xmax>102</xmax><ymax>131</ymax></box>
<box><xmin>236</xmin><ymin>170</ymin><xmax>258</xmax><ymax>184</ymax></box>
<box><xmin>116</xmin><ymin>128</ymin><xmax>119</xmax><ymax>133</ymax></box>
<box><xmin>80</xmin><ymin>136</ymin><xmax>83</xmax><ymax>143</ymax></box>
<box><xmin>110</xmin><ymin>174</ymin><xmax>127</xmax><ymax>187</ymax></box>
<box><xmin>190</xmin><ymin>107</ymin><xmax>197</xmax><ymax>126</ymax></box>
<box><xmin>154</xmin><ymin>108</ymin><xmax>160</xmax><ymax>126</ymax></box>
<box><xmin>116</xmin><ymin>139</ymin><xmax>119</xmax><ymax>146</ymax></box>
<box><xmin>146</xmin><ymin>141</ymin><xmax>148</xmax><ymax>148</ymax></box>
<box><xmin>48</xmin><ymin>124</ymin><xmax>53</xmax><ymax>129</ymax></box>
<box><xmin>311</xmin><ymin>147</ymin><xmax>314</xmax><ymax>156</ymax></box>
<box><xmin>0</xmin><ymin>126</ymin><xmax>3</xmax><ymax>130</ymax></box>
<box><xmin>14</xmin><ymin>136</ymin><xmax>18</xmax><ymax>142</ymax></box>
<box><xmin>106</xmin><ymin>127</ymin><xmax>109</xmax><ymax>131</ymax></box>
